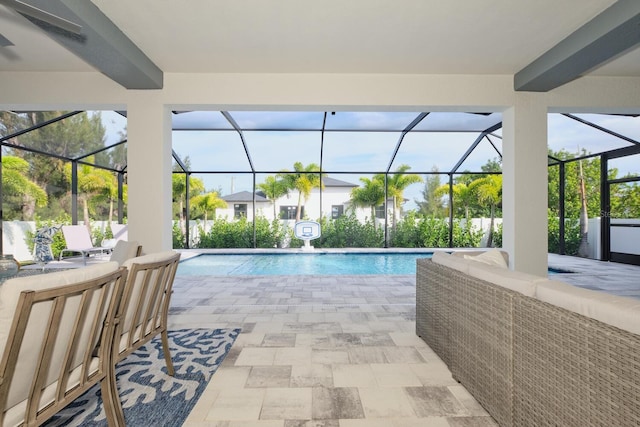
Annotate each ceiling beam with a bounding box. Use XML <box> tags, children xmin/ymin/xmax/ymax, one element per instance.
<box><xmin>23</xmin><ymin>0</ymin><xmax>163</xmax><ymax>89</ymax></box>
<box><xmin>514</xmin><ymin>0</ymin><xmax>640</xmax><ymax>92</ymax></box>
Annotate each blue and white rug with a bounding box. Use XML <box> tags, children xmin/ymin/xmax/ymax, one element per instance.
<box><xmin>44</xmin><ymin>328</ymin><xmax>240</xmax><ymax>427</ymax></box>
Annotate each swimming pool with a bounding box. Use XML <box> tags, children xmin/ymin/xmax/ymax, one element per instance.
<box><xmin>177</xmin><ymin>253</ymin><xmax>432</xmax><ymax>275</ymax></box>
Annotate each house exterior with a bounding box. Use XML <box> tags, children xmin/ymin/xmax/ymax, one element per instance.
<box><xmin>217</xmin><ymin>177</ymin><xmax>372</xmax><ymax>222</ymax></box>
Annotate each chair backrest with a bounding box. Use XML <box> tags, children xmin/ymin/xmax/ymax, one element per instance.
<box><xmin>115</xmin><ymin>251</ymin><xmax>181</xmax><ymax>360</ymax></box>
<box><xmin>109</xmin><ymin>240</ymin><xmax>142</xmax><ymax>266</ymax></box>
<box><xmin>0</xmin><ymin>262</ymin><xmax>124</xmax><ymax>427</ymax></box>
<box><xmin>111</xmin><ymin>224</ymin><xmax>128</xmax><ymax>241</ymax></box>
<box><xmin>61</xmin><ymin>225</ymin><xmax>94</xmax><ymax>250</ymax></box>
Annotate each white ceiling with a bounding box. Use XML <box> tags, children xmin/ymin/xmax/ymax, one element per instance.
<box><xmin>0</xmin><ymin>0</ymin><xmax>638</xmax><ymax>82</ymax></box>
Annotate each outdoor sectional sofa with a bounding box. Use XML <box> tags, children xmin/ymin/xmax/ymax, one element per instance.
<box><xmin>416</xmin><ymin>250</ymin><xmax>640</xmax><ymax>427</ymax></box>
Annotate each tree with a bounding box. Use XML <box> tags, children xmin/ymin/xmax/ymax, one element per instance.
<box><xmin>416</xmin><ymin>166</ymin><xmax>446</xmax><ymax>217</ymax></box>
<box><xmin>481</xmin><ymin>157</ymin><xmax>502</xmax><ymax>173</ymax></box>
<box><xmin>92</xmin><ymin>171</ymin><xmax>125</xmax><ymax>227</ymax></box>
<box><xmin>1</xmin><ymin>155</ymin><xmax>48</xmax><ymax>220</ymax></box>
<box><xmin>350</xmin><ymin>176</ymin><xmax>385</xmax><ymax>220</ymax></box>
<box><xmin>548</xmin><ymin>149</ymin><xmax>601</xmax><ymax>220</ymax></box>
<box><xmin>436</xmin><ymin>181</ymin><xmax>475</xmax><ymax>222</ymax></box>
<box><xmin>278</xmin><ymin>162</ymin><xmax>323</xmax><ymax>221</ymax></box>
<box><xmin>381</xmin><ymin>164</ymin><xmax>423</xmax><ymax>225</ymax></box>
<box><xmin>468</xmin><ymin>174</ymin><xmax>502</xmax><ymax>247</ymax></box>
<box><xmin>577</xmin><ymin>159</ymin><xmax>589</xmax><ymax>257</ymax></box>
<box><xmin>1</xmin><ymin>111</ymin><xmax>108</xmax><ymax>220</ymax></box>
<box><xmin>191</xmin><ymin>192</ymin><xmax>227</xmax><ymax>233</ymax></box>
<box><xmin>257</xmin><ymin>176</ymin><xmax>290</xmax><ymax>219</ymax></box>
<box><xmin>64</xmin><ymin>159</ymin><xmax>115</xmax><ymax>234</ymax></box>
<box><xmin>610</xmin><ymin>180</ymin><xmax>640</xmax><ymax>218</ymax></box>
<box><xmin>172</xmin><ymin>170</ymin><xmax>205</xmax><ymax>234</ymax></box>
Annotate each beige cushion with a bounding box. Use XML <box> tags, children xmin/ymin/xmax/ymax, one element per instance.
<box><xmin>0</xmin><ymin>262</ymin><xmax>120</xmax><ymax>352</ymax></box>
<box><xmin>431</xmin><ymin>250</ymin><xmax>471</xmax><ymax>274</ymax></box>
<box><xmin>0</xmin><ymin>262</ymin><xmax>119</xmax><ymax>416</ymax></box>
<box><xmin>4</xmin><ymin>358</ymin><xmax>99</xmax><ymax>427</ymax></box>
<box><xmin>467</xmin><ymin>262</ymin><xmax>547</xmax><ymax>297</ymax></box>
<box><xmin>121</xmin><ymin>250</ymin><xmax>179</xmax><ymax>270</ymax></box>
<box><xmin>536</xmin><ymin>280</ymin><xmax>640</xmax><ymax>336</ymax></box>
<box><xmin>109</xmin><ymin>240</ymin><xmax>141</xmax><ymax>266</ymax></box>
<box><xmin>464</xmin><ymin>248</ymin><xmax>509</xmax><ymax>268</ymax></box>
<box><xmin>119</xmin><ymin>251</ymin><xmax>179</xmax><ymax>344</ymax></box>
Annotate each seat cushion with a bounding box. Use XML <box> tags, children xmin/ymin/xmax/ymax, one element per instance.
<box><xmin>109</xmin><ymin>240</ymin><xmax>141</xmax><ymax>266</ymax></box>
<box><xmin>0</xmin><ymin>262</ymin><xmax>119</xmax><ymax>417</ymax></box>
<box><xmin>536</xmin><ymin>280</ymin><xmax>640</xmax><ymax>335</ymax></box>
<box><xmin>0</xmin><ymin>262</ymin><xmax>120</xmax><ymax>352</ymax></box>
<box><xmin>464</xmin><ymin>248</ymin><xmax>509</xmax><ymax>268</ymax></box>
<box><xmin>466</xmin><ymin>262</ymin><xmax>547</xmax><ymax>297</ymax></box>
<box><xmin>119</xmin><ymin>251</ymin><xmax>179</xmax><ymax>346</ymax></box>
<box><xmin>431</xmin><ymin>250</ymin><xmax>471</xmax><ymax>274</ymax></box>
<box><xmin>3</xmin><ymin>358</ymin><xmax>99</xmax><ymax>427</ymax></box>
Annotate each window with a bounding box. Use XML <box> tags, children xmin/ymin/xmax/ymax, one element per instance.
<box><xmin>331</xmin><ymin>205</ymin><xmax>344</xmax><ymax>219</ymax></box>
<box><xmin>375</xmin><ymin>203</ymin><xmax>386</xmax><ymax>219</ymax></box>
<box><xmin>280</xmin><ymin>205</ymin><xmax>303</xmax><ymax>220</ymax></box>
<box><xmin>234</xmin><ymin>204</ymin><xmax>247</xmax><ymax>218</ymax></box>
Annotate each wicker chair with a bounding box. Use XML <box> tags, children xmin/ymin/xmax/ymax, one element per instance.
<box><xmin>0</xmin><ymin>263</ymin><xmax>126</xmax><ymax>427</ymax></box>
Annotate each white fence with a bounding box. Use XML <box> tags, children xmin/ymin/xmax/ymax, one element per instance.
<box><xmin>5</xmin><ymin>217</ymin><xmax>637</xmax><ymax>263</ymax></box>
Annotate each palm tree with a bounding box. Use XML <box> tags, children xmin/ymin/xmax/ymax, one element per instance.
<box><xmin>93</xmin><ymin>172</ymin><xmax>124</xmax><ymax>229</ymax></box>
<box><xmin>469</xmin><ymin>174</ymin><xmax>502</xmax><ymax>247</ymax></box>
<box><xmin>64</xmin><ymin>159</ymin><xmax>114</xmax><ymax>235</ymax></box>
<box><xmin>350</xmin><ymin>177</ymin><xmax>385</xmax><ymax>220</ymax></box>
<box><xmin>192</xmin><ymin>191</ymin><xmax>227</xmax><ymax>233</ymax></box>
<box><xmin>436</xmin><ymin>182</ymin><xmax>475</xmax><ymax>223</ymax></box>
<box><xmin>278</xmin><ymin>162</ymin><xmax>323</xmax><ymax>221</ymax></box>
<box><xmin>2</xmin><ymin>155</ymin><xmax>47</xmax><ymax>220</ymax></box>
<box><xmin>172</xmin><ymin>173</ymin><xmax>205</xmax><ymax>234</ymax></box>
<box><xmin>258</xmin><ymin>175</ymin><xmax>290</xmax><ymax>219</ymax></box>
<box><xmin>380</xmin><ymin>164</ymin><xmax>423</xmax><ymax>224</ymax></box>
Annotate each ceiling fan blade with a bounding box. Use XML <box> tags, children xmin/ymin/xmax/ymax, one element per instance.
<box><xmin>0</xmin><ymin>0</ymin><xmax>82</xmax><ymax>34</ymax></box>
<box><xmin>0</xmin><ymin>33</ymin><xmax>14</xmax><ymax>46</ymax></box>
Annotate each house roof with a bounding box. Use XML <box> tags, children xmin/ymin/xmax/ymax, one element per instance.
<box><xmin>322</xmin><ymin>177</ymin><xmax>357</xmax><ymax>188</ymax></box>
<box><xmin>221</xmin><ymin>178</ymin><xmax>356</xmax><ymax>203</ymax></box>
<box><xmin>222</xmin><ymin>191</ymin><xmax>269</xmax><ymax>203</ymax></box>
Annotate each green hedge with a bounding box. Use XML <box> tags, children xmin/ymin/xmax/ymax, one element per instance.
<box><xmin>390</xmin><ymin>211</ymin><xmax>483</xmax><ymax>248</ymax></box>
<box><xmin>195</xmin><ymin>216</ymin><xmax>283</xmax><ymax>248</ymax></box>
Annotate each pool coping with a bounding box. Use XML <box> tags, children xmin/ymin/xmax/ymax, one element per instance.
<box><xmin>175</xmin><ymin>247</ymin><xmax>476</xmax><ymax>262</ymax></box>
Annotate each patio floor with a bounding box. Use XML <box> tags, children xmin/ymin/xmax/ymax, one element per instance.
<box><xmin>169</xmin><ymin>273</ymin><xmax>497</xmax><ymax>426</ymax></box>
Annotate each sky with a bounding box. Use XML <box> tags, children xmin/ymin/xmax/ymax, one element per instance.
<box><xmin>97</xmin><ymin>110</ymin><xmax>640</xmax><ymax>211</ymax></box>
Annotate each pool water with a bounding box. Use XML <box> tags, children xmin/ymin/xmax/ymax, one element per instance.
<box><xmin>177</xmin><ymin>253</ymin><xmax>432</xmax><ymax>275</ymax></box>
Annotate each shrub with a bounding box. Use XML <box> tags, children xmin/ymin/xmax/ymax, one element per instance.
<box><xmin>313</xmin><ymin>213</ymin><xmax>383</xmax><ymax>248</ymax></box>
<box><xmin>196</xmin><ymin>215</ymin><xmax>282</xmax><ymax>248</ymax></box>
<box><xmin>390</xmin><ymin>213</ymin><xmax>483</xmax><ymax>248</ymax></box>
<box><xmin>548</xmin><ymin>210</ymin><xmax>581</xmax><ymax>255</ymax></box>
<box><xmin>172</xmin><ymin>222</ymin><xmax>185</xmax><ymax>249</ymax></box>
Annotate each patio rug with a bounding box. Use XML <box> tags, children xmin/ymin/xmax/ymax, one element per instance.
<box><xmin>44</xmin><ymin>328</ymin><xmax>240</xmax><ymax>427</ymax></box>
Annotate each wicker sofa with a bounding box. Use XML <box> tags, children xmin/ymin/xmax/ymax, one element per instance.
<box><xmin>416</xmin><ymin>250</ymin><xmax>640</xmax><ymax>427</ymax></box>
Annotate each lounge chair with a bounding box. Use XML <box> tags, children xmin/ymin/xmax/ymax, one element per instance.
<box><xmin>0</xmin><ymin>263</ymin><xmax>127</xmax><ymax>427</ymax></box>
<box><xmin>59</xmin><ymin>225</ymin><xmax>111</xmax><ymax>265</ymax></box>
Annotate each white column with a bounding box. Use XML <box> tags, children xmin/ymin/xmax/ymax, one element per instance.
<box><xmin>126</xmin><ymin>95</ymin><xmax>173</xmax><ymax>253</ymax></box>
<box><xmin>502</xmin><ymin>95</ymin><xmax>548</xmax><ymax>276</ymax></box>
